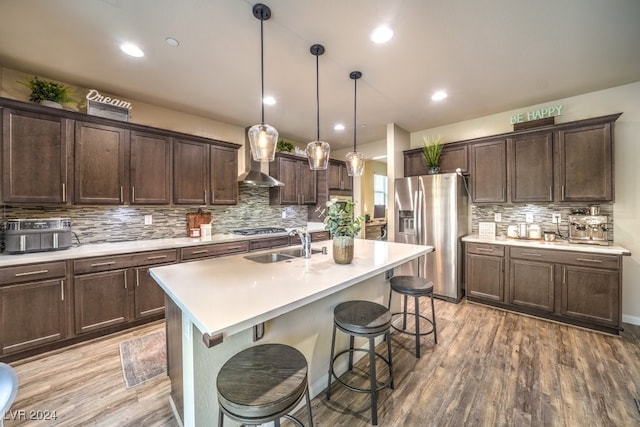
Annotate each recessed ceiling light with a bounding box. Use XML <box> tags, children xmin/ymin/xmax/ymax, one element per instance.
<box><xmin>370</xmin><ymin>25</ymin><xmax>394</xmax><ymax>44</ymax></box>
<box><xmin>334</xmin><ymin>123</ymin><xmax>345</xmax><ymax>131</ymax></box>
<box><xmin>432</xmin><ymin>90</ymin><xmax>448</xmax><ymax>101</ymax></box>
<box><xmin>165</xmin><ymin>37</ymin><xmax>180</xmax><ymax>47</ymax></box>
<box><xmin>263</xmin><ymin>96</ymin><xmax>276</xmax><ymax>105</ymax></box>
<box><xmin>120</xmin><ymin>43</ymin><xmax>144</xmax><ymax>58</ymax></box>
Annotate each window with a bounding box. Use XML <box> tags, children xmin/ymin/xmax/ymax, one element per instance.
<box><xmin>373</xmin><ymin>174</ymin><xmax>388</xmax><ymax>218</ymax></box>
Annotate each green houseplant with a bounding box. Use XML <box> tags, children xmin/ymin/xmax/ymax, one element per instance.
<box><xmin>276</xmin><ymin>138</ymin><xmax>294</xmax><ymax>153</ymax></box>
<box><xmin>19</xmin><ymin>76</ymin><xmax>76</xmax><ymax>108</ymax></box>
<box><xmin>319</xmin><ymin>198</ymin><xmax>364</xmax><ymax>264</ymax></box>
<box><xmin>422</xmin><ymin>135</ymin><xmax>444</xmax><ymax>174</ymax></box>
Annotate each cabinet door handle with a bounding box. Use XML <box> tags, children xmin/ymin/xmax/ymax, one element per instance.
<box><xmin>549</xmin><ymin>186</ymin><xmax>552</xmax><ymax>200</ymax></box>
<box><xmin>120</xmin><ymin>186</ymin><xmax>124</xmax><ymax>203</ymax></box>
<box><xmin>136</xmin><ymin>269</ymin><xmax>140</xmax><ymax>287</ymax></box>
<box><xmin>561</xmin><ymin>185</ymin><xmax>565</xmax><ymax>200</ymax></box>
<box><xmin>146</xmin><ymin>255</ymin><xmax>168</xmax><ymax>260</ymax></box>
<box><xmin>90</xmin><ymin>261</ymin><xmax>116</xmax><ymax>267</ymax></box>
<box><xmin>124</xmin><ymin>270</ymin><xmax>127</xmax><ymax>289</ymax></box>
<box><xmin>132</xmin><ymin>186</ymin><xmax>135</xmax><ymax>203</ymax></box>
<box><xmin>576</xmin><ymin>257</ymin><xmax>603</xmax><ymax>263</ymax></box>
<box><xmin>191</xmin><ymin>249</ymin><xmax>209</xmax><ymax>254</ymax></box>
<box><xmin>563</xmin><ymin>268</ymin><xmax>566</xmax><ymax>285</ymax></box>
<box><xmin>476</xmin><ymin>248</ymin><xmax>495</xmax><ymax>253</ymax></box>
<box><xmin>226</xmin><ymin>245</ymin><xmax>245</xmax><ymax>251</ymax></box>
<box><xmin>211</xmin><ymin>191</ymin><xmax>214</xmax><ymax>204</ymax></box>
<box><xmin>60</xmin><ymin>280</ymin><xmax>65</xmax><ymax>301</ymax></box>
<box><xmin>204</xmin><ymin>189</ymin><xmax>207</xmax><ymax>204</ymax></box>
<box><xmin>520</xmin><ymin>252</ymin><xmax>542</xmax><ymax>257</ymax></box>
<box><xmin>62</xmin><ymin>183</ymin><xmax>66</xmax><ymax>202</ymax></box>
<box><xmin>15</xmin><ymin>269</ymin><xmax>49</xmax><ymax>277</ymax></box>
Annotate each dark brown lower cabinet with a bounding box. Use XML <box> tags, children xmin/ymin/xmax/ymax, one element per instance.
<box><xmin>465</xmin><ymin>243</ymin><xmax>505</xmax><ymax>302</ymax></box>
<box><xmin>509</xmin><ymin>259</ymin><xmax>554</xmax><ymax>312</ymax></box>
<box><xmin>74</xmin><ymin>269</ymin><xmax>130</xmax><ymax>334</ymax></box>
<box><xmin>134</xmin><ymin>264</ymin><xmax>171</xmax><ymax>318</ymax></box>
<box><xmin>465</xmin><ymin>242</ymin><xmax>623</xmax><ymax>334</ymax></box>
<box><xmin>1</xmin><ymin>279</ymin><xmax>67</xmax><ymax>354</ymax></box>
<box><xmin>560</xmin><ymin>265</ymin><xmax>620</xmax><ymax>326</ymax></box>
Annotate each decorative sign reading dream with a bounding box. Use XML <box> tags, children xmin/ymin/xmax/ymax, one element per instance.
<box><xmin>85</xmin><ymin>89</ymin><xmax>131</xmax><ymax>122</ymax></box>
<box><xmin>510</xmin><ymin>105</ymin><xmax>562</xmax><ymax>125</ymax></box>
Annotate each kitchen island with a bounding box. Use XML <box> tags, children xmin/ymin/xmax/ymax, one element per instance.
<box><xmin>149</xmin><ymin>238</ymin><xmax>432</xmax><ymax>427</ymax></box>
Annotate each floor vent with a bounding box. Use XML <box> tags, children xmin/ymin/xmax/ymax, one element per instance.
<box><xmin>635</xmin><ymin>398</ymin><xmax>640</xmax><ymax>414</ymax></box>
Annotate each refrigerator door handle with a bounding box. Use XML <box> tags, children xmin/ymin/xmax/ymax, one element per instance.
<box><xmin>413</xmin><ymin>190</ymin><xmax>419</xmax><ymax>245</ymax></box>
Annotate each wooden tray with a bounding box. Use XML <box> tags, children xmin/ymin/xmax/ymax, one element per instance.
<box><xmin>186</xmin><ymin>209</ymin><xmax>211</xmax><ymax>236</ymax></box>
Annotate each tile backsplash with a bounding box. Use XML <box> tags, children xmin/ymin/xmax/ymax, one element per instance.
<box><xmin>1</xmin><ymin>186</ymin><xmax>309</xmax><ymax>245</ymax></box>
<box><xmin>471</xmin><ymin>202</ymin><xmax>614</xmax><ymax>241</ymax></box>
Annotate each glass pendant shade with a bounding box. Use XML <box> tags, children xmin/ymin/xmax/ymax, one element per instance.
<box><xmin>346</xmin><ymin>151</ymin><xmax>365</xmax><ymax>176</ymax></box>
<box><xmin>248</xmin><ymin>123</ymin><xmax>278</xmax><ymax>162</ymax></box>
<box><xmin>306</xmin><ymin>140</ymin><xmax>330</xmax><ymax>170</ymax></box>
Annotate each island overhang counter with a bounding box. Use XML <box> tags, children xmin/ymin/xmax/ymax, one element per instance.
<box><xmin>150</xmin><ymin>238</ymin><xmax>433</xmax><ymax>426</ymax></box>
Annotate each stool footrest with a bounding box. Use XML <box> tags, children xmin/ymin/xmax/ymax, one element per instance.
<box><xmin>329</xmin><ymin>348</ymin><xmax>393</xmax><ymax>394</ymax></box>
<box><xmin>390</xmin><ymin>312</ymin><xmax>436</xmax><ymax>337</ymax></box>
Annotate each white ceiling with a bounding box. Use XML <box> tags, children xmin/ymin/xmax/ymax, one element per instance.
<box><xmin>1</xmin><ymin>0</ymin><xmax>639</xmax><ymax>152</ymax></box>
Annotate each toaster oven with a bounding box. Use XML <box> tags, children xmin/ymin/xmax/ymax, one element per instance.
<box><xmin>4</xmin><ymin>218</ymin><xmax>73</xmax><ymax>254</ymax></box>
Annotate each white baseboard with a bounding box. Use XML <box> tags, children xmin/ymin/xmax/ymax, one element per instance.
<box><xmin>623</xmin><ymin>313</ymin><xmax>640</xmax><ymax>326</ymax></box>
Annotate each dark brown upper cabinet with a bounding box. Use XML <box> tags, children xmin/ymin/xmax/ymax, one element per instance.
<box><xmin>269</xmin><ymin>153</ymin><xmax>317</xmax><ymax>205</ymax></box>
<box><xmin>403</xmin><ymin>143</ymin><xmax>468</xmax><ymax>177</ymax></box>
<box><xmin>130</xmin><ymin>131</ymin><xmax>172</xmax><ymax>204</ymax></box>
<box><xmin>2</xmin><ymin>108</ymin><xmax>73</xmax><ymax>204</ymax></box>
<box><xmin>328</xmin><ymin>160</ymin><xmax>352</xmax><ymax>191</ymax></box>
<box><xmin>469</xmin><ymin>138</ymin><xmax>507</xmax><ymax>203</ymax></box>
<box><xmin>173</xmin><ymin>138</ymin><xmax>239</xmax><ymax>205</ymax></box>
<box><xmin>556</xmin><ymin>119</ymin><xmax>615</xmax><ymax>202</ymax></box>
<box><xmin>508</xmin><ymin>131</ymin><xmax>553</xmax><ymax>203</ymax></box>
<box><xmin>74</xmin><ymin>121</ymin><xmax>129</xmax><ymax>204</ymax></box>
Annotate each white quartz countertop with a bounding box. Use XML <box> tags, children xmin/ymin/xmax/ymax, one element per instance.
<box><xmin>462</xmin><ymin>234</ymin><xmax>631</xmax><ymax>256</ymax></box>
<box><xmin>149</xmin><ymin>239</ymin><xmax>432</xmax><ymax>339</ymax></box>
<box><xmin>0</xmin><ymin>223</ymin><xmax>327</xmax><ymax>268</ymax></box>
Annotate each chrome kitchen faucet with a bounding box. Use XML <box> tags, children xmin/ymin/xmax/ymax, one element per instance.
<box><xmin>289</xmin><ymin>228</ymin><xmax>312</xmax><ymax>258</ymax></box>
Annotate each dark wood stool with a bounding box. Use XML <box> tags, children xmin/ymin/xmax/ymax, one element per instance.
<box><xmin>216</xmin><ymin>343</ymin><xmax>313</xmax><ymax>426</ymax></box>
<box><xmin>388</xmin><ymin>276</ymin><xmax>437</xmax><ymax>358</ymax></box>
<box><xmin>326</xmin><ymin>300</ymin><xmax>394</xmax><ymax>425</ymax></box>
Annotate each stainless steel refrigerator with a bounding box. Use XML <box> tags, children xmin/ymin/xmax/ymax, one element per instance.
<box><xmin>394</xmin><ymin>173</ymin><xmax>469</xmax><ymax>302</ymax></box>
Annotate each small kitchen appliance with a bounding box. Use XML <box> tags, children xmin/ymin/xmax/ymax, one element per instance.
<box><xmin>568</xmin><ymin>214</ymin><xmax>610</xmax><ymax>245</ymax></box>
<box><xmin>4</xmin><ymin>218</ymin><xmax>72</xmax><ymax>254</ymax></box>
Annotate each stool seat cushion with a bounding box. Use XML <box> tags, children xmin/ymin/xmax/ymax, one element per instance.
<box><xmin>390</xmin><ymin>276</ymin><xmax>434</xmax><ymax>296</ymax></box>
<box><xmin>217</xmin><ymin>344</ymin><xmax>308</xmax><ymax>419</ymax></box>
<box><xmin>334</xmin><ymin>300</ymin><xmax>391</xmax><ymax>335</ymax></box>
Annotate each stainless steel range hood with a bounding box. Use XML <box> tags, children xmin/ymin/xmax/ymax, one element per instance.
<box><xmin>238</xmin><ymin>130</ymin><xmax>284</xmax><ymax>187</ymax></box>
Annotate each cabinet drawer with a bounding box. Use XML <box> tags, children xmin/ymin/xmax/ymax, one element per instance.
<box><xmin>466</xmin><ymin>243</ymin><xmax>505</xmax><ymax>257</ymax></box>
<box><xmin>509</xmin><ymin>247</ymin><xmax>557</xmax><ymax>263</ymax></box>
<box><xmin>74</xmin><ymin>253</ymin><xmax>135</xmax><ymax>275</ymax></box>
<box><xmin>554</xmin><ymin>251</ymin><xmax>620</xmax><ymax>270</ymax></box>
<box><xmin>181</xmin><ymin>241</ymin><xmax>249</xmax><ymax>261</ymax></box>
<box><xmin>310</xmin><ymin>231</ymin><xmax>331</xmax><ymax>242</ymax></box>
<box><xmin>249</xmin><ymin>236</ymin><xmax>290</xmax><ymax>251</ymax></box>
<box><xmin>0</xmin><ymin>261</ymin><xmax>67</xmax><ymax>285</ymax></box>
<box><xmin>130</xmin><ymin>249</ymin><xmax>178</xmax><ymax>267</ymax></box>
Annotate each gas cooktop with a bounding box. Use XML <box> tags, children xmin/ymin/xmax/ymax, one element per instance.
<box><xmin>232</xmin><ymin>227</ymin><xmax>287</xmax><ymax>236</ymax></box>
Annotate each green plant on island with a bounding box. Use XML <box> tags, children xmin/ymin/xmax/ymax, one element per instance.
<box><xmin>276</xmin><ymin>138</ymin><xmax>294</xmax><ymax>153</ymax></box>
<box><xmin>318</xmin><ymin>198</ymin><xmax>364</xmax><ymax>237</ymax></box>
<box><xmin>18</xmin><ymin>76</ymin><xmax>77</xmax><ymax>106</ymax></box>
<box><xmin>422</xmin><ymin>135</ymin><xmax>444</xmax><ymax>167</ymax></box>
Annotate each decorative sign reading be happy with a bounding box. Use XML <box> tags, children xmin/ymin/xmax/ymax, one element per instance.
<box><xmin>85</xmin><ymin>89</ymin><xmax>132</xmax><ymax>110</ymax></box>
<box><xmin>510</xmin><ymin>104</ymin><xmax>562</xmax><ymax>125</ymax></box>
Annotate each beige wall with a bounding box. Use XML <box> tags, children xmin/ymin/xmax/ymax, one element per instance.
<box><xmin>408</xmin><ymin>81</ymin><xmax>640</xmax><ymax>324</ymax></box>
<box><xmin>360</xmin><ymin>160</ymin><xmax>387</xmax><ymax>220</ymax></box>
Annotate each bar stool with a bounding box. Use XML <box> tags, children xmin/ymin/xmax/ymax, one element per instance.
<box><xmin>326</xmin><ymin>300</ymin><xmax>393</xmax><ymax>425</ymax></box>
<box><xmin>216</xmin><ymin>344</ymin><xmax>313</xmax><ymax>426</ymax></box>
<box><xmin>388</xmin><ymin>276</ymin><xmax>437</xmax><ymax>358</ymax></box>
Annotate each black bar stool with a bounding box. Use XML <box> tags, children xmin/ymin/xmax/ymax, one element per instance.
<box><xmin>326</xmin><ymin>300</ymin><xmax>394</xmax><ymax>425</ymax></box>
<box><xmin>388</xmin><ymin>276</ymin><xmax>437</xmax><ymax>358</ymax></box>
<box><xmin>216</xmin><ymin>343</ymin><xmax>313</xmax><ymax>426</ymax></box>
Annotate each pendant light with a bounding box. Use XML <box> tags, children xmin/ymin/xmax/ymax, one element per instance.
<box><xmin>247</xmin><ymin>3</ymin><xmax>278</xmax><ymax>162</ymax></box>
<box><xmin>305</xmin><ymin>44</ymin><xmax>330</xmax><ymax>170</ymax></box>
<box><xmin>346</xmin><ymin>71</ymin><xmax>365</xmax><ymax>176</ymax></box>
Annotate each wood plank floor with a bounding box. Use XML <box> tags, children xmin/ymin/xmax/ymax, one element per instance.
<box><xmin>5</xmin><ymin>300</ymin><xmax>640</xmax><ymax>426</ymax></box>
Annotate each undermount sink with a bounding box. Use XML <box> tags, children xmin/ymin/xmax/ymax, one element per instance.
<box><xmin>244</xmin><ymin>252</ymin><xmax>295</xmax><ymax>264</ymax></box>
<box><xmin>244</xmin><ymin>247</ymin><xmax>323</xmax><ymax>263</ymax></box>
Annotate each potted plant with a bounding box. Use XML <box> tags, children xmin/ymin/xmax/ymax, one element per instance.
<box><xmin>19</xmin><ymin>76</ymin><xmax>76</xmax><ymax>108</ymax></box>
<box><xmin>276</xmin><ymin>138</ymin><xmax>294</xmax><ymax>153</ymax></box>
<box><xmin>318</xmin><ymin>198</ymin><xmax>364</xmax><ymax>264</ymax></box>
<box><xmin>422</xmin><ymin>135</ymin><xmax>444</xmax><ymax>174</ymax></box>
